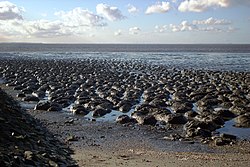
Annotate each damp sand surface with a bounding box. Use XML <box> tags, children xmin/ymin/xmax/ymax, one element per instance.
<box><xmin>28</xmin><ymin>110</ymin><xmax>250</xmax><ymax>167</ymax></box>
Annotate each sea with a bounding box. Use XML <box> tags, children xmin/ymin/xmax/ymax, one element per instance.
<box><xmin>0</xmin><ymin>43</ymin><xmax>250</xmax><ymax>72</ymax></box>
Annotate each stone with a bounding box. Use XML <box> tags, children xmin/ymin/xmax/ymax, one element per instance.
<box><xmin>220</xmin><ymin>133</ymin><xmax>237</xmax><ymax>140</ymax></box>
<box><xmin>92</xmin><ymin>108</ymin><xmax>110</xmax><ymax>117</ymax></box>
<box><xmin>166</xmin><ymin>114</ymin><xmax>187</xmax><ymax>124</ymax></box>
<box><xmin>171</xmin><ymin>101</ymin><xmax>192</xmax><ymax>113</ymax></box>
<box><xmin>216</xmin><ymin>109</ymin><xmax>236</xmax><ymax>120</ymax></box>
<box><xmin>34</xmin><ymin>102</ymin><xmax>51</xmax><ymax>110</ymax></box>
<box><xmin>234</xmin><ymin>113</ymin><xmax>250</xmax><ymax>128</ymax></box>
<box><xmin>24</xmin><ymin>151</ymin><xmax>34</xmax><ymax>160</ymax></box>
<box><xmin>16</xmin><ymin>93</ymin><xmax>26</xmax><ymax>98</ymax></box>
<box><xmin>230</xmin><ymin>105</ymin><xmax>250</xmax><ymax>115</ymax></box>
<box><xmin>66</xmin><ymin>135</ymin><xmax>78</xmax><ymax>142</ymax></box>
<box><xmin>32</xmin><ymin>91</ymin><xmax>45</xmax><ymax>98</ymax></box>
<box><xmin>116</xmin><ymin>115</ymin><xmax>131</xmax><ymax>124</ymax></box>
<box><xmin>118</xmin><ymin>103</ymin><xmax>132</xmax><ymax>113</ymax></box>
<box><xmin>142</xmin><ymin>115</ymin><xmax>157</xmax><ymax>126</ymax></box>
<box><xmin>71</xmin><ymin>105</ymin><xmax>89</xmax><ymax>115</ymax></box>
<box><xmin>23</xmin><ymin>96</ymin><xmax>40</xmax><ymax>102</ymax></box>
<box><xmin>214</xmin><ymin>137</ymin><xmax>226</xmax><ymax>146</ymax></box>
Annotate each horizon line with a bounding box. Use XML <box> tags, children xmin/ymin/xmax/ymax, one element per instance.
<box><xmin>1</xmin><ymin>42</ymin><xmax>250</xmax><ymax>45</ymax></box>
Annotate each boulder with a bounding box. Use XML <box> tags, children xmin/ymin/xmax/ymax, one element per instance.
<box><xmin>166</xmin><ymin>114</ymin><xmax>187</xmax><ymax>124</ymax></box>
<box><xmin>92</xmin><ymin>108</ymin><xmax>110</xmax><ymax>117</ymax></box>
<box><xmin>171</xmin><ymin>101</ymin><xmax>192</xmax><ymax>113</ymax></box>
<box><xmin>34</xmin><ymin>102</ymin><xmax>51</xmax><ymax>110</ymax></box>
<box><xmin>23</xmin><ymin>96</ymin><xmax>39</xmax><ymax>102</ymax></box>
<box><xmin>116</xmin><ymin>115</ymin><xmax>131</xmax><ymax>124</ymax></box>
<box><xmin>234</xmin><ymin>113</ymin><xmax>250</xmax><ymax>128</ymax></box>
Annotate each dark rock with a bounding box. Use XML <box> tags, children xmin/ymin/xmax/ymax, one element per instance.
<box><xmin>185</xmin><ymin>127</ymin><xmax>211</xmax><ymax>138</ymax></box>
<box><xmin>230</xmin><ymin>105</ymin><xmax>249</xmax><ymax>115</ymax></box>
<box><xmin>66</xmin><ymin>135</ymin><xmax>78</xmax><ymax>142</ymax></box>
<box><xmin>185</xmin><ymin>120</ymin><xmax>218</xmax><ymax>132</ymax></box>
<box><xmin>166</xmin><ymin>114</ymin><xmax>187</xmax><ymax>124</ymax></box>
<box><xmin>142</xmin><ymin>115</ymin><xmax>157</xmax><ymax>126</ymax></box>
<box><xmin>197</xmin><ymin>98</ymin><xmax>220</xmax><ymax>107</ymax></box>
<box><xmin>116</xmin><ymin>115</ymin><xmax>131</xmax><ymax>124</ymax></box>
<box><xmin>215</xmin><ymin>109</ymin><xmax>236</xmax><ymax>120</ymax></box>
<box><xmin>24</xmin><ymin>151</ymin><xmax>34</xmax><ymax>160</ymax></box>
<box><xmin>92</xmin><ymin>108</ymin><xmax>110</xmax><ymax>117</ymax></box>
<box><xmin>118</xmin><ymin>104</ymin><xmax>131</xmax><ymax>112</ymax></box>
<box><xmin>214</xmin><ymin>137</ymin><xmax>226</xmax><ymax>146</ymax></box>
<box><xmin>171</xmin><ymin>101</ymin><xmax>192</xmax><ymax>113</ymax></box>
<box><xmin>23</xmin><ymin>96</ymin><xmax>40</xmax><ymax>102</ymax></box>
<box><xmin>234</xmin><ymin>113</ymin><xmax>250</xmax><ymax>128</ymax></box>
<box><xmin>34</xmin><ymin>102</ymin><xmax>51</xmax><ymax>110</ymax></box>
<box><xmin>47</xmin><ymin>106</ymin><xmax>61</xmax><ymax>112</ymax></box>
<box><xmin>32</xmin><ymin>91</ymin><xmax>45</xmax><ymax>98</ymax></box>
<box><xmin>70</xmin><ymin>105</ymin><xmax>89</xmax><ymax>115</ymax></box>
<box><xmin>220</xmin><ymin>133</ymin><xmax>237</xmax><ymax>140</ymax></box>
<box><xmin>184</xmin><ymin>111</ymin><xmax>198</xmax><ymax>120</ymax></box>
<box><xmin>16</xmin><ymin>93</ymin><xmax>26</xmax><ymax>98</ymax></box>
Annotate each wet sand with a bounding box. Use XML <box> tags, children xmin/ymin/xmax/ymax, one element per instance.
<box><xmin>29</xmin><ymin>110</ymin><xmax>250</xmax><ymax>167</ymax></box>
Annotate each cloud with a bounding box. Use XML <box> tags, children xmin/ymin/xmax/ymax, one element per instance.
<box><xmin>170</xmin><ymin>21</ymin><xmax>197</xmax><ymax>32</ymax></box>
<box><xmin>0</xmin><ymin>4</ymin><xmax>108</xmax><ymax>39</ymax></box>
<box><xmin>127</xmin><ymin>4</ymin><xmax>139</xmax><ymax>14</ymax></box>
<box><xmin>55</xmin><ymin>7</ymin><xmax>106</xmax><ymax>27</ymax></box>
<box><xmin>0</xmin><ymin>1</ymin><xmax>25</xmax><ymax>20</ymax></box>
<box><xmin>193</xmin><ymin>17</ymin><xmax>231</xmax><ymax>25</ymax></box>
<box><xmin>96</xmin><ymin>3</ymin><xmax>125</xmax><ymax>21</ymax></box>
<box><xmin>178</xmin><ymin>0</ymin><xmax>230</xmax><ymax>12</ymax></box>
<box><xmin>145</xmin><ymin>2</ymin><xmax>171</xmax><ymax>14</ymax></box>
<box><xmin>155</xmin><ymin>25</ymin><xmax>168</xmax><ymax>33</ymax></box>
<box><xmin>169</xmin><ymin>18</ymin><xmax>235</xmax><ymax>33</ymax></box>
<box><xmin>114</xmin><ymin>29</ymin><xmax>122</xmax><ymax>36</ymax></box>
<box><xmin>129</xmin><ymin>27</ymin><xmax>141</xmax><ymax>35</ymax></box>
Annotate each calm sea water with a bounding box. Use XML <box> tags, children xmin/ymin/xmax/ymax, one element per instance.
<box><xmin>0</xmin><ymin>43</ymin><xmax>250</xmax><ymax>71</ymax></box>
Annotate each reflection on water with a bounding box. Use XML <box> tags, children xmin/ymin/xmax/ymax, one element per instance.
<box><xmin>217</xmin><ymin>119</ymin><xmax>250</xmax><ymax>139</ymax></box>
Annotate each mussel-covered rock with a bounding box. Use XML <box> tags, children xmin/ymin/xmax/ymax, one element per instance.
<box><xmin>116</xmin><ymin>115</ymin><xmax>134</xmax><ymax>124</ymax></box>
<box><xmin>23</xmin><ymin>96</ymin><xmax>40</xmax><ymax>102</ymax></box>
<box><xmin>234</xmin><ymin>113</ymin><xmax>250</xmax><ymax>128</ymax></box>
<box><xmin>34</xmin><ymin>101</ymin><xmax>51</xmax><ymax>110</ymax></box>
<box><xmin>166</xmin><ymin>114</ymin><xmax>187</xmax><ymax>124</ymax></box>
<box><xmin>92</xmin><ymin>108</ymin><xmax>110</xmax><ymax>117</ymax></box>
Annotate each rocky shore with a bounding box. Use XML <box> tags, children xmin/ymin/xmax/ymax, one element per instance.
<box><xmin>0</xmin><ymin>56</ymin><xmax>250</xmax><ymax>166</ymax></box>
<box><xmin>1</xmin><ymin>57</ymin><xmax>250</xmax><ymax>143</ymax></box>
<box><xmin>0</xmin><ymin>88</ymin><xmax>77</xmax><ymax>166</ymax></box>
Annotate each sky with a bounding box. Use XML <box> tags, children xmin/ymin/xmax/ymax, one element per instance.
<box><xmin>0</xmin><ymin>0</ymin><xmax>250</xmax><ymax>44</ymax></box>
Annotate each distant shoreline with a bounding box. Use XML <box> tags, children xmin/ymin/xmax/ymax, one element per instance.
<box><xmin>0</xmin><ymin>43</ymin><xmax>250</xmax><ymax>53</ymax></box>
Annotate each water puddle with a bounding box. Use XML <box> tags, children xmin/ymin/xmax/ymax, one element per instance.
<box><xmin>0</xmin><ymin>78</ymin><xmax>6</xmax><ymax>84</ymax></box>
<box><xmin>217</xmin><ymin>119</ymin><xmax>250</xmax><ymax>139</ymax></box>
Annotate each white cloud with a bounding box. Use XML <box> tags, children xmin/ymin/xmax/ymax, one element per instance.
<box><xmin>170</xmin><ymin>21</ymin><xmax>197</xmax><ymax>32</ymax></box>
<box><xmin>0</xmin><ymin>4</ymin><xmax>108</xmax><ymax>39</ymax></box>
<box><xmin>96</xmin><ymin>3</ymin><xmax>125</xmax><ymax>21</ymax></box>
<box><xmin>178</xmin><ymin>0</ymin><xmax>230</xmax><ymax>12</ymax></box>
<box><xmin>155</xmin><ymin>25</ymin><xmax>168</xmax><ymax>33</ymax></box>
<box><xmin>127</xmin><ymin>4</ymin><xmax>139</xmax><ymax>14</ymax></box>
<box><xmin>114</xmin><ymin>29</ymin><xmax>122</xmax><ymax>36</ymax></box>
<box><xmin>145</xmin><ymin>2</ymin><xmax>171</xmax><ymax>14</ymax></box>
<box><xmin>129</xmin><ymin>27</ymin><xmax>141</xmax><ymax>35</ymax></box>
<box><xmin>193</xmin><ymin>17</ymin><xmax>231</xmax><ymax>25</ymax></box>
<box><xmin>55</xmin><ymin>7</ymin><xmax>106</xmax><ymax>27</ymax></box>
<box><xmin>0</xmin><ymin>1</ymin><xmax>25</xmax><ymax>20</ymax></box>
<box><xmin>170</xmin><ymin>18</ymin><xmax>236</xmax><ymax>33</ymax></box>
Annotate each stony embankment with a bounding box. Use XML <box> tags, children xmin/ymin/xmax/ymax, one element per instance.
<box><xmin>0</xmin><ymin>88</ymin><xmax>77</xmax><ymax>166</ymax></box>
<box><xmin>0</xmin><ymin>57</ymin><xmax>250</xmax><ymax>146</ymax></box>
